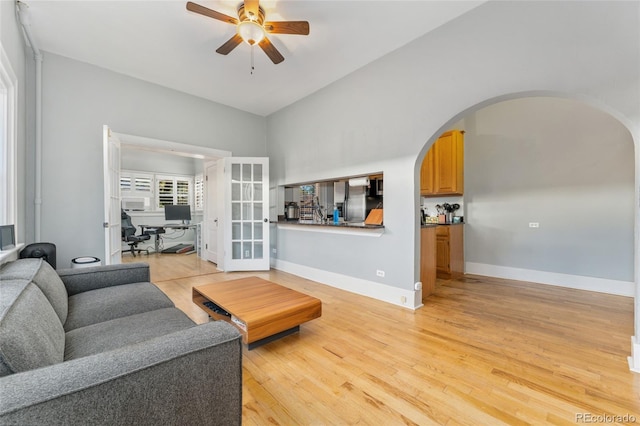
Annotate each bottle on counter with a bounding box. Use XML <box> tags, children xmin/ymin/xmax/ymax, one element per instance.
<box><xmin>333</xmin><ymin>205</ymin><xmax>339</xmax><ymax>224</ymax></box>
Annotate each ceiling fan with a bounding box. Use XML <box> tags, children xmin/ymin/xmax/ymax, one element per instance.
<box><xmin>186</xmin><ymin>1</ymin><xmax>310</xmax><ymax>65</ymax></box>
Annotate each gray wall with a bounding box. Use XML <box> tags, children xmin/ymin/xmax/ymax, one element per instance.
<box><xmin>1</xmin><ymin>0</ymin><xmax>28</xmax><ymax>244</ymax></box>
<box><xmin>121</xmin><ymin>149</ymin><xmax>199</xmax><ymax>176</ymax></box>
<box><xmin>40</xmin><ymin>52</ymin><xmax>266</xmax><ymax>267</ymax></box>
<box><xmin>463</xmin><ymin>97</ymin><xmax>635</xmax><ymax>282</ymax></box>
<box><xmin>267</xmin><ymin>1</ymin><xmax>639</xmax><ymax>295</ymax></box>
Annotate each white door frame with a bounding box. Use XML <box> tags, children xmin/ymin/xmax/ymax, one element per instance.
<box><xmin>102</xmin><ymin>125</ymin><xmax>122</xmax><ymax>265</ymax></box>
<box><xmin>203</xmin><ymin>160</ymin><xmax>219</xmax><ymax>265</ymax></box>
<box><xmin>103</xmin><ymin>129</ymin><xmax>231</xmax><ymax>263</ymax></box>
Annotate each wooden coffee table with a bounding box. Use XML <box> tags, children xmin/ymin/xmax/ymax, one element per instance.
<box><xmin>192</xmin><ymin>277</ymin><xmax>322</xmax><ymax>349</ymax></box>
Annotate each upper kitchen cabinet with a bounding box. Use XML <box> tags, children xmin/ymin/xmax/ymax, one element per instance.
<box><xmin>419</xmin><ymin>145</ymin><xmax>435</xmax><ymax>194</ymax></box>
<box><xmin>420</xmin><ymin>130</ymin><xmax>464</xmax><ymax>196</ymax></box>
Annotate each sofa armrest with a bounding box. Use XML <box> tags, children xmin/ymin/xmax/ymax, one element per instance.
<box><xmin>57</xmin><ymin>262</ymin><xmax>151</xmax><ymax>296</ymax></box>
<box><xmin>0</xmin><ymin>321</ymin><xmax>242</xmax><ymax>426</ymax></box>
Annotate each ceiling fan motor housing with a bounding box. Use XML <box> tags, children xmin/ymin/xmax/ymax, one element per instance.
<box><xmin>238</xmin><ymin>4</ymin><xmax>265</xmax><ymax>25</ymax></box>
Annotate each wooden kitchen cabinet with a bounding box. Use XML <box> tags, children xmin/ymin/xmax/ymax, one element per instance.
<box><xmin>420</xmin><ymin>226</ymin><xmax>437</xmax><ymax>300</ymax></box>
<box><xmin>420</xmin><ymin>145</ymin><xmax>435</xmax><ymax>195</ymax></box>
<box><xmin>435</xmin><ymin>225</ymin><xmax>464</xmax><ymax>279</ymax></box>
<box><xmin>420</xmin><ymin>130</ymin><xmax>464</xmax><ymax>196</ymax></box>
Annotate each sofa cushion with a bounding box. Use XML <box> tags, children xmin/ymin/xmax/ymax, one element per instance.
<box><xmin>0</xmin><ymin>280</ymin><xmax>65</xmax><ymax>376</ymax></box>
<box><xmin>0</xmin><ymin>259</ymin><xmax>68</xmax><ymax>324</ymax></box>
<box><xmin>58</xmin><ymin>262</ymin><xmax>150</xmax><ymax>296</ymax></box>
<box><xmin>64</xmin><ymin>307</ymin><xmax>195</xmax><ymax>360</ymax></box>
<box><xmin>64</xmin><ymin>282</ymin><xmax>175</xmax><ymax>331</ymax></box>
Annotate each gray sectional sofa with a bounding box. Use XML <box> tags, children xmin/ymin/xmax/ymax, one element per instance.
<box><xmin>0</xmin><ymin>258</ymin><xmax>242</xmax><ymax>425</ymax></box>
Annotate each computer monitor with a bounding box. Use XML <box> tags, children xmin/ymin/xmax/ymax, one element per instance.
<box><xmin>164</xmin><ymin>205</ymin><xmax>191</xmax><ymax>224</ymax></box>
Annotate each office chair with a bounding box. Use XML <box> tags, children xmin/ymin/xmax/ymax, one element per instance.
<box><xmin>121</xmin><ymin>210</ymin><xmax>150</xmax><ymax>257</ymax></box>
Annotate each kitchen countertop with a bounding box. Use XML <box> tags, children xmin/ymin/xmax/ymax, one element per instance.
<box><xmin>278</xmin><ymin>220</ymin><xmax>384</xmax><ymax>229</ymax></box>
<box><xmin>421</xmin><ymin>222</ymin><xmax>464</xmax><ymax>228</ymax></box>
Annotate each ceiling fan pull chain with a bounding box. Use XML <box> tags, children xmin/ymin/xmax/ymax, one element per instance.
<box><xmin>251</xmin><ymin>44</ymin><xmax>255</xmax><ymax>75</ymax></box>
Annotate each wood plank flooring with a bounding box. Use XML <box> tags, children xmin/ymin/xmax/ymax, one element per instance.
<box><xmin>124</xmin><ymin>253</ymin><xmax>640</xmax><ymax>425</ymax></box>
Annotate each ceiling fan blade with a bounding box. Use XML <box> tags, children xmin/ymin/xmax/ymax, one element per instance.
<box><xmin>244</xmin><ymin>0</ymin><xmax>260</xmax><ymax>19</ymax></box>
<box><xmin>264</xmin><ymin>21</ymin><xmax>310</xmax><ymax>35</ymax></box>
<box><xmin>216</xmin><ymin>34</ymin><xmax>243</xmax><ymax>55</ymax></box>
<box><xmin>258</xmin><ymin>37</ymin><xmax>285</xmax><ymax>64</ymax></box>
<box><xmin>186</xmin><ymin>2</ymin><xmax>238</xmax><ymax>25</ymax></box>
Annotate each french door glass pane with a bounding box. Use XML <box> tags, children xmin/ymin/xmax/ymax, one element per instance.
<box><xmin>242</xmin><ymin>223</ymin><xmax>252</xmax><ymax>239</ymax></box>
<box><xmin>242</xmin><ymin>183</ymin><xmax>252</xmax><ymax>201</ymax></box>
<box><xmin>232</xmin><ymin>164</ymin><xmax>240</xmax><ymax>182</ymax></box>
<box><xmin>253</xmin><ymin>164</ymin><xmax>262</xmax><ymax>182</ymax></box>
<box><xmin>254</xmin><ymin>242</ymin><xmax>263</xmax><ymax>259</ymax></box>
<box><xmin>253</xmin><ymin>183</ymin><xmax>262</xmax><ymax>201</ymax></box>
<box><xmin>242</xmin><ymin>164</ymin><xmax>252</xmax><ymax>181</ymax></box>
<box><xmin>232</xmin><ymin>203</ymin><xmax>241</xmax><ymax>220</ymax></box>
<box><xmin>254</xmin><ymin>222</ymin><xmax>263</xmax><ymax>240</ymax></box>
<box><xmin>242</xmin><ymin>203</ymin><xmax>252</xmax><ymax>220</ymax></box>
<box><xmin>232</xmin><ymin>242</ymin><xmax>241</xmax><ymax>259</ymax></box>
<box><xmin>232</xmin><ymin>183</ymin><xmax>240</xmax><ymax>201</ymax></box>
<box><xmin>229</xmin><ymin>159</ymin><xmax>265</xmax><ymax>263</ymax></box>
<box><xmin>253</xmin><ymin>203</ymin><xmax>262</xmax><ymax>220</ymax></box>
<box><xmin>232</xmin><ymin>223</ymin><xmax>241</xmax><ymax>240</ymax></box>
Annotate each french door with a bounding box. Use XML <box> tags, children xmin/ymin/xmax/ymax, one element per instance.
<box><xmin>219</xmin><ymin>157</ymin><xmax>270</xmax><ymax>271</ymax></box>
<box><xmin>102</xmin><ymin>125</ymin><xmax>121</xmax><ymax>265</ymax></box>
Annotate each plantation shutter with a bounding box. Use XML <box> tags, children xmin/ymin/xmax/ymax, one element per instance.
<box><xmin>158</xmin><ymin>179</ymin><xmax>174</xmax><ymax>208</ymax></box>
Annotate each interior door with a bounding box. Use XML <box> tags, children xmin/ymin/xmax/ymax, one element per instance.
<box><xmin>102</xmin><ymin>125</ymin><xmax>122</xmax><ymax>265</ymax></box>
<box><xmin>203</xmin><ymin>161</ymin><xmax>218</xmax><ymax>264</ymax></box>
<box><xmin>220</xmin><ymin>157</ymin><xmax>270</xmax><ymax>271</ymax></box>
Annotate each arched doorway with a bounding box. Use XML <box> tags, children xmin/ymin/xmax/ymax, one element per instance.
<box><xmin>417</xmin><ymin>93</ymin><xmax>639</xmax><ymax>372</ymax></box>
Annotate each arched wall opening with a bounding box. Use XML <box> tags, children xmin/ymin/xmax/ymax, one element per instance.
<box><xmin>416</xmin><ymin>92</ymin><xmax>638</xmax><ymax>371</ymax></box>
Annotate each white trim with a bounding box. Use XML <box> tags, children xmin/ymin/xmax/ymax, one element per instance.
<box><xmin>274</xmin><ymin>259</ymin><xmax>422</xmax><ymax>310</ymax></box>
<box><xmin>0</xmin><ymin>44</ymin><xmax>18</xmax><ymax>238</ymax></box>
<box><xmin>117</xmin><ymin>133</ymin><xmax>231</xmax><ymax>160</ymax></box>
<box><xmin>277</xmin><ymin>223</ymin><xmax>384</xmax><ymax>237</ymax></box>
<box><xmin>629</xmin><ymin>337</ymin><xmax>640</xmax><ymax>374</ymax></box>
<box><xmin>0</xmin><ymin>243</ymin><xmax>25</xmax><ymax>265</ymax></box>
<box><xmin>465</xmin><ymin>262</ymin><xmax>635</xmax><ymax>297</ymax></box>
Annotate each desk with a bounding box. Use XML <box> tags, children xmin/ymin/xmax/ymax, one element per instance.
<box><xmin>140</xmin><ymin>223</ymin><xmax>197</xmax><ymax>253</ymax></box>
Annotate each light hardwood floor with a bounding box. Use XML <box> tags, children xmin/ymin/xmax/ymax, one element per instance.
<box><xmin>124</xmin><ymin>253</ymin><xmax>640</xmax><ymax>425</ymax></box>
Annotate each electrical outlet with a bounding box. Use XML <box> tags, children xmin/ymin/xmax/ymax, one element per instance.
<box><xmin>272</xmin><ymin>248</ymin><xmax>277</xmax><ymax>254</ymax></box>
<box><xmin>400</xmin><ymin>296</ymin><xmax>407</xmax><ymax>304</ymax></box>
<box><xmin>529</xmin><ymin>222</ymin><xmax>540</xmax><ymax>228</ymax></box>
<box><xmin>376</xmin><ymin>270</ymin><xmax>385</xmax><ymax>278</ymax></box>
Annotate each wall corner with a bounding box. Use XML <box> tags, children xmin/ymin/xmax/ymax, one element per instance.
<box><xmin>628</xmin><ymin>336</ymin><xmax>640</xmax><ymax>374</ymax></box>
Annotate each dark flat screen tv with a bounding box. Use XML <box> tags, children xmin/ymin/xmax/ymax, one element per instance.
<box><xmin>164</xmin><ymin>205</ymin><xmax>191</xmax><ymax>224</ymax></box>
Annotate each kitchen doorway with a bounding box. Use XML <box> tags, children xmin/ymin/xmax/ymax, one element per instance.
<box><xmin>418</xmin><ymin>95</ymin><xmax>636</xmax><ymax>297</ymax></box>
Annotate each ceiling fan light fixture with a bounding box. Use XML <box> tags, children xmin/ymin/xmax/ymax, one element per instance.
<box><xmin>238</xmin><ymin>21</ymin><xmax>265</xmax><ymax>45</ymax></box>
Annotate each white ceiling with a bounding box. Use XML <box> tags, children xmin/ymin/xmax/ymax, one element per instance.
<box><xmin>22</xmin><ymin>0</ymin><xmax>484</xmax><ymax>116</ymax></box>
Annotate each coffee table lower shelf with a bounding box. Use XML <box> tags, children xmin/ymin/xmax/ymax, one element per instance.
<box><xmin>192</xmin><ymin>277</ymin><xmax>322</xmax><ymax>349</ymax></box>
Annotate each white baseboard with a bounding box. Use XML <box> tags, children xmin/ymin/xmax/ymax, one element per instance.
<box><xmin>273</xmin><ymin>259</ymin><xmax>422</xmax><ymax>310</ymax></box>
<box><xmin>629</xmin><ymin>336</ymin><xmax>640</xmax><ymax>374</ymax></box>
<box><xmin>465</xmin><ymin>262</ymin><xmax>635</xmax><ymax>297</ymax></box>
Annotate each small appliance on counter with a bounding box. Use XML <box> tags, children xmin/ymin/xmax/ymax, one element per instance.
<box><xmin>285</xmin><ymin>202</ymin><xmax>299</xmax><ymax>221</ymax></box>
